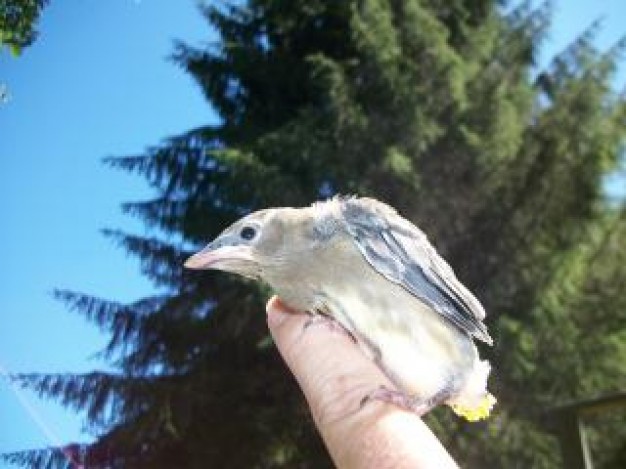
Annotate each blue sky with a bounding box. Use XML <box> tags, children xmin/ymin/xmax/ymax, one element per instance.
<box><xmin>0</xmin><ymin>0</ymin><xmax>624</xmax><ymax>462</ymax></box>
<box><xmin>0</xmin><ymin>0</ymin><xmax>216</xmax><ymax>459</ymax></box>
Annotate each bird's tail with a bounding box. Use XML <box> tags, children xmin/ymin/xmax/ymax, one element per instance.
<box><xmin>447</xmin><ymin>359</ymin><xmax>496</xmax><ymax>421</ymax></box>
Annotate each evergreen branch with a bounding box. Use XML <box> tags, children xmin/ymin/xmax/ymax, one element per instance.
<box><xmin>120</xmin><ymin>197</ymin><xmax>238</xmax><ymax>240</ymax></box>
<box><xmin>54</xmin><ymin>288</ymin><xmax>217</xmax><ymax>372</ymax></box>
<box><xmin>117</xmin><ymin>146</ymin><xmax>303</xmax><ymax>238</ymax></box>
<box><xmin>10</xmin><ymin>372</ymin><xmax>185</xmax><ymax>428</ymax></box>
<box><xmin>53</xmin><ymin>289</ymin><xmax>167</xmax><ymax>332</ymax></box>
<box><xmin>108</xmin><ymin>293</ymin><xmax>216</xmax><ymax>374</ymax></box>
<box><xmin>100</xmin><ymin>229</ymin><xmax>189</xmax><ymax>288</ymax></box>
<box><xmin>103</xmin><ymin>128</ymin><xmax>224</xmax><ymax>195</ymax></box>
<box><xmin>10</xmin><ymin>371</ymin><xmax>124</xmax><ymax>423</ymax></box>
<box><xmin>1</xmin><ymin>445</ymin><xmax>84</xmax><ymax>469</ymax></box>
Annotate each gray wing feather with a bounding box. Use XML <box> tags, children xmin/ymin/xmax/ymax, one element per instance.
<box><xmin>340</xmin><ymin>197</ymin><xmax>492</xmax><ymax>344</ymax></box>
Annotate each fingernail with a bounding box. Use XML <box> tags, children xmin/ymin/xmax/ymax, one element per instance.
<box><xmin>266</xmin><ymin>295</ymin><xmax>279</xmax><ymax>312</ymax></box>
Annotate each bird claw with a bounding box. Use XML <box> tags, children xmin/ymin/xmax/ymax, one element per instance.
<box><xmin>303</xmin><ymin>314</ymin><xmax>357</xmax><ymax>342</ymax></box>
<box><xmin>360</xmin><ymin>385</ymin><xmax>432</xmax><ymax>416</ymax></box>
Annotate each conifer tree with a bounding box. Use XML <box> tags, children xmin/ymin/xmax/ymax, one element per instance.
<box><xmin>4</xmin><ymin>1</ymin><xmax>624</xmax><ymax>467</ymax></box>
<box><xmin>0</xmin><ymin>0</ymin><xmax>49</xmax><ymax>55</ymax></box>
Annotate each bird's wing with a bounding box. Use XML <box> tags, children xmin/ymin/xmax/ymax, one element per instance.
<box><xmin>339</xmin><ymin>197</ymin><xmax>492</xmax><ymax>344</ymax></box>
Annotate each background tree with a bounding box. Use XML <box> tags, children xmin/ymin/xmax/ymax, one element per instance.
<box><xmin>0</xmin><ymin>0</ymin><xmax>49</xmax><ymax>55</ymax></box>
<box><xmin>0</xmin><ymin>0</ymin><xmax>49</xmax><ymax>102</ymax></box>
<box><xmin>3</xmin><ymin>1</ymin><xmax>625</xmax><ymax>467</ymax></box>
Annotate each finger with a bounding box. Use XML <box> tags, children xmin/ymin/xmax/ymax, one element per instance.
<box><xmin>266</xmin><ymin>296</ymin><xmax>458</xmax><ymax>469</ymax></box>
<box><xmin>266</xmin><ymin>296</ymin><xmax>388</xmax><ymax>424</ymax></box>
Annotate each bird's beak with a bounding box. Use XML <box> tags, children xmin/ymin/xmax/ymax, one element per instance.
<box><xmin>184</xmin><ymin>243</ymin><xmax>255</xmax><ymax>270</ymax></box>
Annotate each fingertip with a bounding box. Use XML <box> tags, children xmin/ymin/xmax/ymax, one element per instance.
<box><xmin>266</xmin><ymin>295</ymin><xmax>296</xmax><ymax>313</ymax></box>
<box><xmin>267</xmin><ymin>304</ymin><xmax>288</xmax><ymax>329</ymax></box>
<box><xmin>266</xmin><ymin>296</ymin><xmax>297</xmax><ymax>329</ymax></box>
<box><xmin>265</xmin><ymin>295</ymin><xmax>280</xmax><ymax>313</ymax></box>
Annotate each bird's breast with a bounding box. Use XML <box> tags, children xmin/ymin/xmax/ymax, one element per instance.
<box><xmin>263</xmin><ymin>235</ymin><xmax>475</xmax><ymax>398</ymax></box>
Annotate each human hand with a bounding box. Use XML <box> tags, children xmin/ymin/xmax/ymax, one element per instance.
<box><xmin>266</xmin><ymin>296</ymin><xmax>459</xmax><ymax>469</ymax></box>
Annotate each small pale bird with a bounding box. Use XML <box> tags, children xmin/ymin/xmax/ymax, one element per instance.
<box><xmin>185</xmin><ymin>196</ymin><xmax>495</xmax><ymax>421</ymax></box>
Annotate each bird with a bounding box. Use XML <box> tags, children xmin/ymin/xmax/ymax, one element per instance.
<box><xmin>185</xmin><ymin>196</ymin><xmax>496</xmax><ymax>421</ymax></box>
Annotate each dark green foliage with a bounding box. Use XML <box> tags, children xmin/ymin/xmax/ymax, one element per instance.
<box><xmin>1</xmin><ymin>445</ymin><xmax>82</xmax><ymax>469</ymax></box>
<box><xmin>4</xmin><ymin>1</ymin><xmax>625</xmax><ymax>467</ymax></box>
<box><xmin>0</xmin><ymin>0</ymin><xmax>48</xmax><ymax>55</ymax></box>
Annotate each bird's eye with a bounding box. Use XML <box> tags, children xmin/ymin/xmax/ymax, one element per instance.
<box><xmin>240</xmin><ymin>226</ymin><xmax>257</xmax><ymax>241</ymax></box>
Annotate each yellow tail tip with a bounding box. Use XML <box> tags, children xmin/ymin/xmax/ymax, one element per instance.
<box><xmin>451</xmin><ymin>393</ymin><xmax>497</xmax><ymax>422</ymax></box>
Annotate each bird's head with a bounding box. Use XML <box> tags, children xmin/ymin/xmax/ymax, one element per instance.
<box><xmin>184</xmin><ymin>207</ymin><xmax>318</xmax><ymax>280</ymax></box>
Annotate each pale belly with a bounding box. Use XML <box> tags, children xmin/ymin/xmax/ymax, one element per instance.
<box><xmin>319</xmin><ymin>269</ymin><xmax>476</xmax><ymax>401</ymax></box>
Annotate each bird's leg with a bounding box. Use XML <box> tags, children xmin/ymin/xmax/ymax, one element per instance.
<box><xmin>269</xmin><ymin>296</ymin><xmax>356</xmax><ymax>342</ymax></box>
<box><xmin>303</xmin><ymin>312</ymin><xmax>357</xmax><ymax>342</ymax></box>
<box><xmin>360</xmin><ymin>386</ymin><xmax>439</xmax><ymax>416</ymax></box>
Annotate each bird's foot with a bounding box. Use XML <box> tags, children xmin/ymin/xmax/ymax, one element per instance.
<box><xmin>360</xmin><ymin>386</ymin><xmax>432</xmax><ymax>416</ymax></box>
<box><xmin>303</xmin><ymin>314</ymin><xmax>357</xmax><ymax>342</ymax></box>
